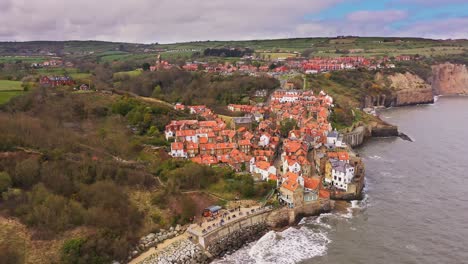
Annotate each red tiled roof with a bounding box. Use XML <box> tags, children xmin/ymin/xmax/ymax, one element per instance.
<box><xmin>255</xmin><ymin>161</ymin><xmax>271</xmax><ymax>170</ymax></box>
<box><xmin>171</xmin><ymin>142</ymin><xmax>184</xmax><ymax>150</ymax></box>
<box><xmin>319</xmin><ymin>189</ymin><xmax>330</xmax><ymax>199</ymax></box>
<box><xmin>304</xmin><ymin>177</ymin><xmax>320</xmax><ymax>190</ymax></box>
<box><xmin>282</xmin><ymin>179</ymin><xmax>300</xmax><ymax>192</ymax></box>
<box><xmin>269</xmin><ymin>174</ymin><xmax>278</xmax><ymax>181</ymax></box>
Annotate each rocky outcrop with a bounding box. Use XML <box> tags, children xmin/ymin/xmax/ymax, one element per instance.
<box><xmin>130</xmin><ymin>225</ymin><xmax>187</xmax><ymax>261</ymax></box>
<box><xmin>139</xmin><ymin>239</ymin><xmax>209</xmax><ymax>264</ymax></box>
<box><xmin>371</xmin><ymin>124</ymin><xmax>399</xmax><ymax>137</ymax></box>
<box><xmin>431</xmin><ymin>63</ymin><xmax>468</xmax><ymax>95</ymax></box>
<box><xmin>387</xmin><ymin>72</ymin><xmax>434</xmax><ymax>106</ymax></box>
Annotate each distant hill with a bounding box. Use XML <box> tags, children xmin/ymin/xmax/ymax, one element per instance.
<box><xmin>1</xmin><ymin>37</ymin><xmax>467</xmax><ymax>58</ymax></box>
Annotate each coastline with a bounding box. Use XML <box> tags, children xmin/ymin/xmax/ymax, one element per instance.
<box><xmin>133</xmin><ymin>94</ymin><xmax>466</xmax><ymax>264</ymax></box>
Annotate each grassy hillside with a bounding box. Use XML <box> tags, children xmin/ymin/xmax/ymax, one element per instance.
<box><xmin>1</xmin><ymin>37</ymin><xmax>467</xmax><ymax>60</ymax></box>
<box><xmin>0</xmin><ymin>88</ymin><xmax>273</xmax><ymax>263</ymax></box>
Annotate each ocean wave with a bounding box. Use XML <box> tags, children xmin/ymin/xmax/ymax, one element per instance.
<box><xmin>214</xmin><ymin>226</ymin><xmax>330</xmax><ymax>264</ymax></box>
<box><xmin>215</xmin><ymin>196</ymin><xmax>371</xmax><ymax>264</ymax></box>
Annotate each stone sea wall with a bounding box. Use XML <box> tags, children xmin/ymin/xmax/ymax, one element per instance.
<box><xmin>206</xmin><ymin>223</ymin><xmax>268</xmax><ymax>257</ymax></box>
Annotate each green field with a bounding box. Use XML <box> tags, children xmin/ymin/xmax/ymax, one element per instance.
<box><xmin>0</xmin><ymin>56</ymin><xmax>48</xmax><ymax>63</ymax></box>
<box><xmin>0</xmin><ymin>80</ymin><xmax>22</xmax><ymax>91</ymax></box>
<box><xmin>0</xmin><ymin>91</ymin><xmax>23</xmax><ymax>104</ymax></box>
<box><xmin>0</xmin><ymin>80</ymin><xmax>24</xmax><ymax>104</ymax></box>
<box><xmin>257</xmin><ymin>52</ymin><xmax>298</xmax><ymax>60</ymax></box>
<box><xmin>113</xmin><ymin>69</ymin><xmax>143</xmax><ymax>79</ymax></box>
<box><xmin>70</xmin><ymin>72</ymin><xmax>92</xmax><ymax>81</ymax></box>
<box><xmin>99</xmin><ymin>52</ymin><xmax>157</xmax><ymax>62</ymax></box>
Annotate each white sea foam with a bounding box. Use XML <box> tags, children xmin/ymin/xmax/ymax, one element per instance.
<box><xmin>214</xmin><ymin>226</ymin><xmax>331</xmax><ymax>264</ymax></box>
<box><xmin>248</xmin><ymin>227</ymin><xmax>330</xmax><ymax>264</ymax></box>
<box><xmin>215</xmin><ymin>195</ymin><xmax>371</xmax><ymax>264</ymax></box>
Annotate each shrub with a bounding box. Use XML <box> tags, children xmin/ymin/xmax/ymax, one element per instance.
<box><xmin>14</xmin><ymin>158</ymin><xmax>40</xmax><ymax>189</ymax></box>
<box><xmin>61</xmin><ymin>238</ymin><xmax>85</xmax><ymax>264</ymax></box>
<box><xmin>0</xmin><ymin>171</ymin><xmax>12</xmax><ymax>194</ymax></box>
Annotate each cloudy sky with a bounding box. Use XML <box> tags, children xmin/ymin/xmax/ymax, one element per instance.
<box><xmin>0</xmin><ymin>0</ymin><xmax>467</xmax><ymax>43</ymax></box>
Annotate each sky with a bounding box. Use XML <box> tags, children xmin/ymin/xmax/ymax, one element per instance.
<box><xmin>0</xmin><ymin>0</ymin><xmax>467</xmax><ymax>43</ymax></box>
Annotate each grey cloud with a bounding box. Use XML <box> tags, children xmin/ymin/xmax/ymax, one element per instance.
<box><xmin>0</xmin><ymin>0</ymin><xmax>465</xmax><ymax>42</ymax></box>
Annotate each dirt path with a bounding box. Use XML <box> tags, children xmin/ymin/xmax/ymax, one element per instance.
<box><xmin>112</xmin><ymin>89</ymin><xmax>173</xmax><ymax>108</ymax></box>
<box><xmin>129</xmin><ymin>233</ymin><xmax>189</xmax><ymax>264</ymax></box>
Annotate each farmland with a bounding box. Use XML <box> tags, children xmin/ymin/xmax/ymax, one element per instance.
<box><xmin>0</xmin><ymin>80</ymin><xmax>23</xmax><ymax>104</ymax></box>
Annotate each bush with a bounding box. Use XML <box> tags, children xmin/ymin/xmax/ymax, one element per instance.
<box><xmin>14</xmin><ymin>158</ymin><xmax>40</xmax><ymax>189</ymax></box>
<box><xmin>61</xmin><ymin>238</ymin><xmax>85</xmax><ymax>264</ymax></box>
<box><xmin>0</xmin><ymin>171</ymin><xmax>12</xmax><ymax>194</ymax></box>
<box><xmin>15</xmin><ymin>184</ymin><xmax>85</xmax><ymax>233</ymax></box>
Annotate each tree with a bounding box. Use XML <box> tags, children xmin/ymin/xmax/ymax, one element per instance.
<box><xmin>142</xmin><ymin>63</ymin><xmax>151</xmax><ymax>71</ymax></box>
<box><xmin>0</xmin><ymin>171</ymin><xmax>12</xmax><ymax>194</ymax></box>
<box><xmin>151</xmin><ymin>85</ymin><xmax>162</xmax><ymax>98</ymax></box>
<box><xmin>301</xmin><ymin>48</ymin><xmax>315</xmax><ymax>58</ymax></box>
<box><xmin>279</xmin><ymin>119</ymin><xmax>297</xmax><ymax>137</ymax></box>
<box><xmin>14</xmin><ymin>158</ymin><xmax>40</xmax><ymax>188</ymax></box>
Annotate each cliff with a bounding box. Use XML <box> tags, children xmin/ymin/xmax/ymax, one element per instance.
<box><xmin>364</xmin><ymin>72</ymin><xmax>434</xmax><ymax>108</ymax></box>
<box><xmin>387</xmin><ymin>72</ymin><xmax>434</xmax><ymax>106</ymax></box>
<box><xmin>431</xmin><ymin>63</ymin><xmax>468</xmax><ymax>95</ymax></box>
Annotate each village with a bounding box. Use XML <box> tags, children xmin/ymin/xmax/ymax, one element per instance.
<box><xmin>151</xmin><ymin>52</ymin><xmax>414</xmax><ymax>76</ymax></box>
<box><xmin>165</xmin><ymin>86</ymin><xmax>365</xmax><ymax>212</ymax></box>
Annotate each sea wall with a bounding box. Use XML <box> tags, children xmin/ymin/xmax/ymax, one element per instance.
<box><xmin>190</xmin><ymin>208</ymin><xmax>271</xmax><ymax>258</ymax></box>
<box><xmin>371</xmin><ymin>124</ymin><xmax>399</xmax><ymax>137</ymax></box>
<box><xmin>205</xmin><ymin>223</ymin><xmax>268</xmax><ymax>257</ymax></box>
<box><xmin>342</xmin><ymin>126</ymin><xmax>367</xmax><ymax>147</ymax></box>
<box><xmin>431</xmin><ymin>63</ymin><xmax>468</xmax><ymax>95</ymax></box>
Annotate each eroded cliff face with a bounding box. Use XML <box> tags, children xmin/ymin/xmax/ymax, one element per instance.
<box><xmin>387</xmin><ymin>72</ymin><xmax>434</xmax><ymax>106</ymax></box>
<box><xmin>431</xmin><ymin>63</ymin><xmax>468</xmax><ymax>95</ymax></box>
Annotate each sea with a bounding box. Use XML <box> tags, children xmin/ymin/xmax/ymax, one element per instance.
<box><xmin>214</xmin><ymin>96</ymin><xmax>468</xmax><ymax>264</ymax></box>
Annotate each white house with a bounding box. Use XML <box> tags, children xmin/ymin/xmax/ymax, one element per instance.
<box><xmin>165</xmin><ymin>130</ymin><xmax>175</xmax><ymax>140</ymax></box>
<box><xmin>279</xmin><ymin>95</ymin><xmax>299</xmax><ymax>103</ymax></box>
<box><xmin>331</xmin><ymin>161</ymin><xmax>355</xmax><ymax>191</ymax></box>
<box><xmin>176</xmin><ymin>130</ymin><xmax>199</xmax><ymax>143</ymax></box>
<box><xmin>253</xmin><ymin>113</ymin><xmax>264</xmax><ymax>122</ymax></box>
<box><xmin>170</xmin><ymin>142</ymin><xmax>187</xmax><ymax>158</ymax></box>
<box><xmin>251</xmin><ymin>160</ymin><xmax>277</xmax><ymax>181</ymax></box>
<box><xmin>258</xmin><ymin>134</ymin><xmax>271</xmax><ymax>148</ymax></box>
<box><xmin>283</xmin><ymin>157</ymin><xmax>301</xmax><ymax>174</ymax></box>
<box><xmin>326</xmin><ymin>130</ymin><xmax>339</xmax><ymax>145</ymax></box>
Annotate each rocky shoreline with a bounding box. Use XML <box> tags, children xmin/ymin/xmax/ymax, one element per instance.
<box><xmin>139</xmin><ymin>238</ymin><xmax>209</xmax><ymax>264</ymax></box>
<box><xmin>130</xmin><ymin>225</ymin><xmax>187</xmax><ymax>261</ymax></box>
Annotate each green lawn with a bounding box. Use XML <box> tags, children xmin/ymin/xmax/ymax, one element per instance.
<box><xmin>70</xmin><ymin>72</ymin><xmax>92</xmax><ymax>80</ymax></box>
<box><xmin>113</xmin><ymin>69</ymin><xmax>143</xmax><ymax>79</ymax></box>
<box><xmin>0</xmin><ymin>56</ymin><xmax>48</xmax><ymax>63</ymax></box>
<box><xmin>34</xmin><ymin>67</ymin><xmax>80</xmax><ymax>76</ymax></box>
<box><xmin>0</xmin><ymin>91</ymin><xmax>23</xmax><ymax>104</ymax></box>
<box><xmin>0</xmin><ymin>80</ymin><xmax>22</xmax><ymax>91</ymax></box>
<box><xmin>100</xmin><ymin>53</ymin><xmax>157</xmax><ymax>62</ymax></box>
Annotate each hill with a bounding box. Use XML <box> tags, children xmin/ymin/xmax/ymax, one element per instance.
<box><xmin>1</xmin><ymin>37</ymin><xmax>467</xmax><ymax>61</ymax></box>
<box><xmin>0</xmin><ymin>87</ymin><xmax>274</xmax><ymax>263</ymax></box>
